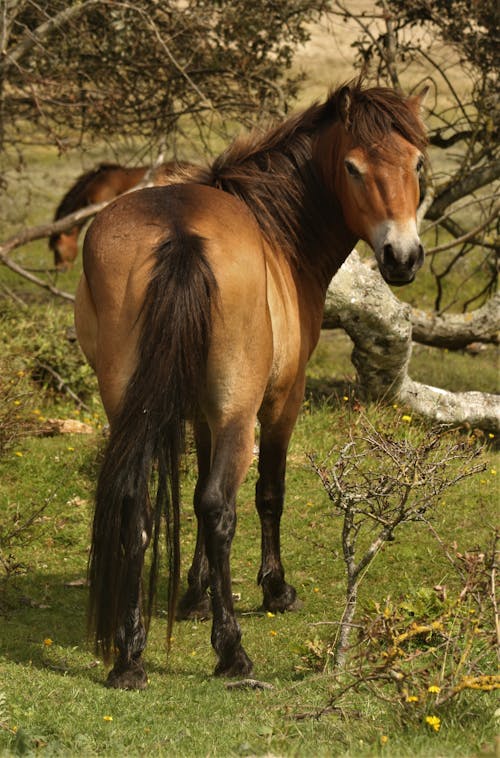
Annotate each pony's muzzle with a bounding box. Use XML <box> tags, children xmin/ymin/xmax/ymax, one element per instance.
<box><xmin>379</xmin><ymin>241</ymin><xmax>424</xmax><ymax>286</ymax></box>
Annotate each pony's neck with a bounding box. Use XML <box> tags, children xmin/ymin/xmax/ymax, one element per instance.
<box><xmin>302</xmin><ymin>123</ymin><xmax>358</xmax><ymax>290</ymax></box>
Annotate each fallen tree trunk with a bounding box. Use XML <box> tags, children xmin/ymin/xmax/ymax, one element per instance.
<box><xmin>323</xmin><ymin>269</ymin><xmax>499</xmax><ymax>350</ymax></box>
<box><xmin>410</xmin><ymin>296</ymin><xmax>499</xmax><ymax>349</ymax></box>
<box><xmin>324</xmin><ymin>252</ymin><xmax>500</xmax><ymax>433</ymax></box>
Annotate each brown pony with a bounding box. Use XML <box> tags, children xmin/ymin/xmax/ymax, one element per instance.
<box><xmin>49</xmin><ymin>162</ymin><xmax>190</xmax><ymax>270</ymax></box>
<box><xmin>75</xmin><ymin>80</ymin><xmax>427</xmax><ymax>689</ymax></box>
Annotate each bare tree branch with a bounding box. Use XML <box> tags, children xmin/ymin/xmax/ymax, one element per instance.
<box><xmin>0</xmin><ymin>200</ymin><xmax>109</xmax><ymax>259</ymax></box>
<box><xmin>0</xmin><ymin>250</ymin><xmax>75</xmax><ymax>302</ymax></box>
<box><xmin>425</xmin><ymin>205</ymin><xmax>499</xmax><ymax>255</ymax></box>
<box><xmin>0</xmin><ymin>1</ymin><xmax>102</xmax><ymax>73</ymax></box>
<box><xmin>428</xmin><ymin>160</ymin><xmax>500</xmax><ymax>220</ymax></box>
<box><xmin>411</xmin><ymin>293</ymin><xmax>499</xmax><ymax>348</ymax></box>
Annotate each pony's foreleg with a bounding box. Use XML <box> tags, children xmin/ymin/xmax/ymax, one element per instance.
<box><xmin>177</xmin><ymin>422</ymin><xmax>212</xmax><ymax>620</ymax></box>
<box><xmin>256</xmin><ymin>403</ymin><xmax>303</xmax><ymax>612</ymax></box>
<box><xmin>197</xmin><ymin>421</ymin><xmax>255</xmax><ymax>677</ymax></box>
<box><xmin>106</xmin><ymin>496</ymin><xmax>152</xmax><ymax>690</ymax></box>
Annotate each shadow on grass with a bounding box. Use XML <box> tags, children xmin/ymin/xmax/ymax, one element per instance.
<box><xmin>1</xmin><ymin>566</ymin><xmax>284</xmax><ymax>686</ymax></box>
<box><xmin>305</xmin><ymin>377</ymin><xmax>358</xmax><ymax>406</ymax></box>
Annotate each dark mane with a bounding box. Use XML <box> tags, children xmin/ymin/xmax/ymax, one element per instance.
<box><xmin>53</xmin><ymin>163</ymin><xmax>122</xmax><ymax>220</ymax></box>
<box><xmin>322</xmin><ymin>80</ymin><xmax>428</xmax><ymax>155</ymax></box>
<box><xmin>208</xmin><ymin>102</ymin><xmax>327</xmax><ymax>265</ymax></box>
<box><xmin>206</xmin><ymin>80</ymin><xmax>427</xmax><ymax>265</ymax></box>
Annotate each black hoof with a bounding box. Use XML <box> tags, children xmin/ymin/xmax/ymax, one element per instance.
<box><xmin>105</xmin><ymin>657</ymin><xmax>148</xmax><ymax>690</ymax></box>
<box><xmin>176</xmin><ymin>590</ymin><xmax>212</xmax><ymax>620</ymax></box>
<box><xmin>214</xmin><ymin>647</ymin><xmax>253</xmax><ymax>678</ymax></box>
<box><xmin>263</xmin><ymin>583</ymin><xmax>302</xmax><ymax>613</ymax></box>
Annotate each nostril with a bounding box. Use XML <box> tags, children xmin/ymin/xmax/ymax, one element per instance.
<box><xmin>383</xmin><ymin>243</ymin><xmax>396</xmax><ymax>267</ymax></box>
<box><xmin>409</xmin><ymin>244</ymin><xmax>424</xmax><ymax>270</ymax></box>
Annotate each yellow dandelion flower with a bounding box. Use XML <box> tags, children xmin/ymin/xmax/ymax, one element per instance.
<box><xmin>306</xmin><ymin>500</ymin><xmax>313</xmax><ymax>507</ymax></box>
<box><xmin>428</xmin><ymin>685</ymin><xmax>441</xmax><ymax>693</ymax></box>
<box><xmin>380</xmin><ymin>735</ymin><xmax>388</xmax><ymax>746</ymax></box>
<box><xmin>103</xmin><ymin>715</ymin><xmax>113</xmax><ymax>722</ymax></box>
<box><xmin>488</xmin><ymin>433</ymin><xmax>494</xmax><ymax>439</ymax></box>
<box><xmin>43</xmin><ymin>638</ymin><xmax>53</xmax><ymax>646</ymax></box>
<box><xmin>406</xmin><ymin>695</ymin><xmax>419</xmax><ymax>703</ymax></box>
<box><xmin>343</xmin><ymin>395</ymin><xmax>349</xmax><ymax>402</ymax></box>
<box><xmin>490</xmin><ymin>468</ymin><xmax>497</xmax><ymax>476</ymax></box>
<box><xmin>270</xmin><ymin>630</ymin><xmax>277</xmax><ymax>636</ymax></box>
<box><xmin>13</xmin><ymin>400</ymin><xmax>21</xmax><ymax>406</ymax></box>
<box><xmin>67</xmin><ymin>446</ymin><xmax>75</xmax><ymax>452</ymax></box>
<box><xmin>425</xmin><ymin>715</ymin><xmax>441</xmax><ymax>732</ymax></box>
<box><xmin>14</xmin><ymin>451</ymin><xmax>23</xmax><ymax>457</ymax></box>
<box><xmin>313</xmin><ymin>587</ymin><xmax>319</xmax><ymax>593</ymax></box>
<box><xmin>266</xmin><ymin>611</ymin><xmax>275</xmax><ymax>618</ymax></box>
<box><xmin>401</xmin><ymin>414</ymin><xmax>412</xmax><ymax>423</ymax></box>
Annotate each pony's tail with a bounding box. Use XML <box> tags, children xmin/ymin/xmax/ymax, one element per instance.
<box><xmin>88</xmin><ymin>227</ymin><xmax>217</xmax><ymax>663</ymax></box>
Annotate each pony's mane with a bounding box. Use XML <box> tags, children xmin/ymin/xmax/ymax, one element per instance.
<box><xmin>53</xmin><ymin>163</ymin><xmax>122</xmax><ymax>220</ymax></box>
<box><xmin>322</xmin><ymin>81</ymin><xmax>427</xmax><ymax>155</ymax></box>
<box><xmin>205</xmin><ymin>80</ymin><xmax>427</xmax><ymax>265</ymax></box>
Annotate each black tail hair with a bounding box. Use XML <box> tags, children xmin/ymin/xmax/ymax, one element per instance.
<box><xmin>88</xmin><ymin>227</ymin><xmax>218</xmax><ymax>663</ymax></box>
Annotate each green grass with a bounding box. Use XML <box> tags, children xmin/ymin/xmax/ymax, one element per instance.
<box><xmin>1</xmin><ymin>393</ymin><xmax>498</xmax><ymax>756</ymax></box>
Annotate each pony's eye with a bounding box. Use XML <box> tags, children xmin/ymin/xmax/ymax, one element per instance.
<box><xmin>345</xmin><ymin>160</ymin><xmax>361</xmax><ymax>179</ymax></box>
<box><xmin>416</xmin><ymin>156</ymin><xmax>424</xmax><ymax>173</ymax></box>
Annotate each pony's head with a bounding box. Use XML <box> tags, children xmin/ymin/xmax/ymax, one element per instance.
<box><xmin>327</xmin><ymin>82</ymin><xmax>428</xmax><ymax>286</ymax></box>
<box><xmin>49</xmin><ymin>228</ymin><xmax>79</xmax><ymax>271</ymax></box>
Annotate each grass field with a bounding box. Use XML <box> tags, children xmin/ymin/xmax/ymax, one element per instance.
<box><xmin>0</xmin><ymin>289</ymin><xmax>498</xmax><ymax>756</ymax></box>
<box><xmin>1</xmin><ymin>394</ymin><xmax>498</xmax><ymax>757</ymax></box>
<box><xmin>1</xmin><ymin>14</ymin><xmax>499</xmax><ymax>758</ymax></box>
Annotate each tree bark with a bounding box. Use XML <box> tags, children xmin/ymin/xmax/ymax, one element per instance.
<box><xmin>411</xmin><ymin>295</ymin><xmax>499</xmax><ymax>349</ymax></box>
<box><xmin>324</xmin><ymin>252</ymin><xmax>499</xmax><ymax>432</ymax></box>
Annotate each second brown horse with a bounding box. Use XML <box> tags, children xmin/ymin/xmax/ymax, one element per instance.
<box><xmin>75</xmin><ymin>80</ymin><xmax>428</xmax><ymax>689</ymax></box>
<box><xmin>49</xmin><ymin>162</ymin><xmax>190</xmax><ymax>269</ymax></box>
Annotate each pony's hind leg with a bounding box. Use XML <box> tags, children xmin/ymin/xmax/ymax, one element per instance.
<box><xmin>197</xmin><ymin>419</ymin><xmax>256</xmax><ymax>677</ymax></box>
<box><xmin>177</xmin><ymin>421</ymin><xmax>212</xmax><ymax>620</ymax></box>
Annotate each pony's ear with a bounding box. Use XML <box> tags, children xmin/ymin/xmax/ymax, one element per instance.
<box><xmin>338</xmin><ymin>85</ymin><xmax>352</xmax><ymax>130</ymax></box>
<box><xmin>407</xmin><ymin>85</ymin><xmax>430</xmax><ymax>116</ymax></box>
